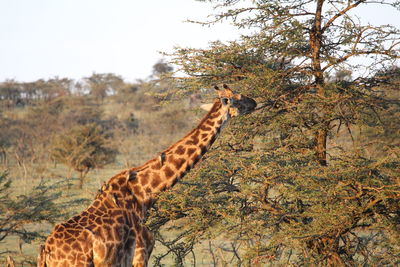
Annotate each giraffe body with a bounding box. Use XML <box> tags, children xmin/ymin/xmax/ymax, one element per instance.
<box><xmin>38</xmin><ymin>85</ymin><xmax>256</xmax><ymax>267</ymax></box>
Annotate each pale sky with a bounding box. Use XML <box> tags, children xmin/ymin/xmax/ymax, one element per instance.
<box><xmin>0</xmin><ymin>0</ymin><xmax>399</xmax><ymax>82</ymax></box>
<box><xmin>0</xmin><ymin>0</ymin><xmax>238</xmax><ymax>82</ymax></box>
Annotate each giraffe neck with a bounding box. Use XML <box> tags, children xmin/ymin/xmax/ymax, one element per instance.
<box><xmin>128</xmin><ymin>99</ymin><xmax>229</xmax><ymax>206</ymax></box>
<box><xmin>96</xmin><ymin>99</ymin><xmax>230</xmax><ymax>220</ymax></box>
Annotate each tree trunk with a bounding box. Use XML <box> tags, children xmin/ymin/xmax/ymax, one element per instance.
<box><xmin>78</xmin><ymin>168</ymin><xmax>89</xmax><ymax>189</ymax></box>
<box><xmin>79</xmin><ymin>171</ymin><xmax>84</xmax><ymax>189</ymax></box>
<box><xmin>310</xmin><ymin>0</ymin><xmax>328</xmax><ymax>166</ymax></box>
<box><xmin>316</xmin><ymin>127</ymin><xmax>328</xmax><ymax>166</ymax></box>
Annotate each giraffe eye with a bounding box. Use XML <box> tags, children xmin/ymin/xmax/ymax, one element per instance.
<box><xmin>221</xmin><ymin>98</ymin><xmax>230</xmax><ymax>106</ymax></box>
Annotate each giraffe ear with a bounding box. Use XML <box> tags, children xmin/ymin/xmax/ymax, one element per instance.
<box><xmin>200</xmin><ymin>103</ymin><xmax>214</xmax><ymax>111</ymax></box>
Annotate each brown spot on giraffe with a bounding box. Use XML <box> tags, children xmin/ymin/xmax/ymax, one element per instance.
<box><xmin>206</xmin><ymin>119</ymin><xmax>215</xmax><ymax>126</ymax></box>
<box><xmin>38</xmin><ymin>85</ymin><xmax>256</xmax><ymax>267</ymax></box>
<box><xmin>200</xmin><ymin>125</ymin><xmax>212</xmax><ymax>131</ymax></box>
<box><xmin>150</xmin><ymin>173</ymin><xmax>161</xmax><ymax>188</ymax></box>
<box><xmin>92</xmin><ymin>201</ymin><xmax>100</xmax><ymax>208</ymax></box>
<box><xmin>163</xmin><ymin>166</ymin><xmax>175</xmax><ymax>179</ymax></box>
<box><xmin>151</xmin><ymin>162</ymin><xmax>162</xmax><ymax>170</ymax></box>
<box><xmin>175</xmin><ymin>145</ymin><xmax>186</xmax><ymax>155</ymax></box>
<box><xmin>185</xmin><ymin>140</ymin><xmax>195</xmax><ymax>145</ymax></box>
<box><xmin>111</xmin><ymin>183</ymin><xmax>119</xmax><ymax>191</ymax></box>
<box><xmin>117</xmin><ymin>177</ymin><xmax>126</xmax><ymax>185</ymax></box>
<box><xmin>172</xmin><ymin>157</ymin><xmax>186</xmax><ymax>170</ymax></box>
<box><xmin>209</xmin><ymin>111</ymin><xmax>221</xmax><ymax>119</ymax></box>
<box><xmin>186</xmin><ymin>147</ymin><xmax>196</xmax><ymax>156</ymax></box>
<box><xmin>140</xmin><ymin>172</ymin><xmax>150</xmax><ymax>185</ymax></box>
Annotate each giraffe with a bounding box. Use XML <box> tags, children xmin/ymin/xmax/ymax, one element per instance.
<box><xmin>38</xmin><ymin>84</ymin><xmax>257</xmax><ymax>267</ymax></box>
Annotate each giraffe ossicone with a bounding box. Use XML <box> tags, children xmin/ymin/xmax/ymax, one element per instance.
<box><xmin>38</xmin><ymin>84</ymin><xmax>256</xmax><ymax>267</ymax></box>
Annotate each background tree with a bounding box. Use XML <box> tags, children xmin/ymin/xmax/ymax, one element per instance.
<box><xmin>146</xmin><ymin>60</ymin><xmax>180</xmax><ymax>102</ymax></box>
<box><xmin>36</xmin><ymin>77</ymin><xmax>72</xmax><ymax>101</ymax></box>
<box><xmin>148</xmin><ymin>0</ymin><xmax>400</xmax><ymax>265</ymax></box>
<box><xmin>152</xmin><ymin>59</ymin><xmax>174</xmax><ymax>77</ymax></box>
<box><xmin>50</xmin><ymin>124</ymin><xmax>117</xmax><ymax>189</ymax></box>
<box><xmin>0</xmin><ymin>80</ymin><xmax>21</xmax><ymax>109</ymax></box>
<box><xmin>83</xmin><ymin>73</ymin><xmax>124</xmax><ymax>102</ymax></box>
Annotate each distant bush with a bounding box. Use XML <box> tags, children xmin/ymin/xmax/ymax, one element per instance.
<box><xmin>50</xmin><ymin>124</ymin><xmax>117</xmax><ymax>188</ymax></box>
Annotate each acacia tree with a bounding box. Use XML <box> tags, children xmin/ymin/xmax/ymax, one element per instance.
<box><xmin>0</xmin><ymin>80</ymin><xmax>21</xmax><ymax>109</ymax></box>
<box><xmin>50</xmin><ymin>124</ymin><xmax>117</xmax><ymax>189</ymax></box>
<box><xmin>83</xmin><ymin>73</ymin><xmax>124</xmax><ymax>102</ymax></box>
<box><xmin>148</xmin><ymin>0</ymin><xmax>400</xmax><ymax>266</ymax></box>
<box><xmin>35</xmin><ymin>77</ymin><xmax>72</xmax><ymax>101</ymax></box>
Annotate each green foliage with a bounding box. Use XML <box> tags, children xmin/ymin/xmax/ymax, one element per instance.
<box><xmin>150</xmin><ymin>0</ymin><xmax>400</xmax><ymax>265</ymax></box>
<box><xmin>50</xmin><ymin>124</ymin><xmax>117</xmax><ymax>188</ymax></box>
<box><xmin>151</xmin><ymin>119</ymin><xmax>399</xmax><ymax>266</ymax></box>
<box><xmin>0</xmin><ymin>172</ymin><xmax>86</xmax><ymax>256</ymax></box>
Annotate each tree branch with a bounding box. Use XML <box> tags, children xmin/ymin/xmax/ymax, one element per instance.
<box><xmin>322</xmin><ymin>48</ymin><xmax>400</xmax><ymax>71</ymax></box>
<box><xmin>322</xmin><ymin>0</ymin><xmax>366</xmax><ymax>33</ymax></box>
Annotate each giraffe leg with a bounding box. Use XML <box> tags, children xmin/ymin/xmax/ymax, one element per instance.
<box><xmin>132</xmin><ymin>225</ymin><xmax>154</xmax><ymax>267</ymax></box>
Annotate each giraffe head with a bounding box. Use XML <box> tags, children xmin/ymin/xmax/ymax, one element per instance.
<box><xmin>215</xmin><ymin>84</ymin><xmax>257</xmax><ymax>117</ymax></box>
